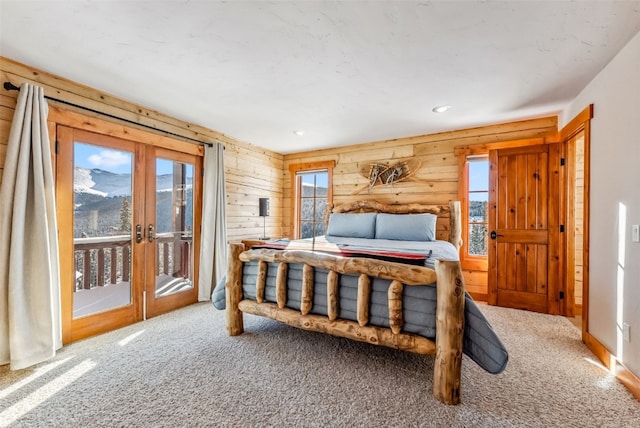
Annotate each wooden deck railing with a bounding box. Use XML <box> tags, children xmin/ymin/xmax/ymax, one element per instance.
<box><xmin>155</xmin><ymin>233</ymin><xmax>192</xmax><ymax>278</ymax></box>
<box><xmin>74</xmin><ymin>233</ymin><xmax>192</xmax><ymax>291</ymax></box>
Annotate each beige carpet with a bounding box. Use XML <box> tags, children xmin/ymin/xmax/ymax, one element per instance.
<box><xmin>1</xmin><ymin>302</ymin><xmax>639</xmax><ymax>427</ymax></box>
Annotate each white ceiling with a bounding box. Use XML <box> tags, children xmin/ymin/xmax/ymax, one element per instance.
<box><xmin>1</xmin><ymin>1</ymin><xmax>640</xmax><ymax>154</ymax></box>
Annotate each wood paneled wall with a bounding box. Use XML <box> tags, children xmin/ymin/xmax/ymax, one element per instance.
<box><xmin>0</xmin><ymin>57</ymin><xmax>284</xmax><ymax>241</ymax></box>
<box><xmin>283</xmin><ymin>117</ymin><xmax>558</xmax><ymax>298</ymax></box>
<box><xmin>1</xmin><ymin>56</ymin><xmax>561</xmax><ymax>299</ymax></box>
<box><xmin>574</xmin><ymin>135</ymin><xmax>585</xmax><ymax>309</ymax></box>
<box><xmin>0</xmin><ymin>93</ymin><xmax>13</xmax><ymax>177</ymax></box>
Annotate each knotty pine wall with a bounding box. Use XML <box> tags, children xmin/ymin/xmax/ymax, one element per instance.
<box><xmin>574</xmin><ymin>135</ymin><xmax>585</xmax><ymax>310</ymax></box>
<box><xmin>1</xmin><ymin>57</ymin><xmax>560</xmax><ymax>299</ymax></box>
<box><xmin>0</xmin><ymin>57</ymin><xmax>284</xmax><ymax>241</ymax></box>
<box><xmin>283</xmin><ymin>117</ymin><xmax>558</xmax><ymax>298</ymax></box>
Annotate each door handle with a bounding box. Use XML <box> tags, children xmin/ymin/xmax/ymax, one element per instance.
<box><xmin>148</xmin><ymin>224</ymin><xmax>156</xmax><ymax>242</ymax></box>
<box><xmin>490</xmin><ymin>231</ymin><xmax>504</xmax><ymax>240</ymax></box>
<box><xmin>135</xmin><ymin>224</ymin><xmax>143</xmax><ymax>243</ymax></box>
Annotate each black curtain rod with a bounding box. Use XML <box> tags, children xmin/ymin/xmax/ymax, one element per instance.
<box><xmin>3</xmin><ymin>81</ymin><xmax>214</xmax><ymax>148</ymax></box>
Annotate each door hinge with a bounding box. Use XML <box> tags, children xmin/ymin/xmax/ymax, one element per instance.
<box><xmin>55</xmin><ymin>140</ymin><xmax>60</xmax><ymax>154</ymax></box>
<box><xmin>559</xmin><ymin>291</ymin><xmax>565</xmax><ymax>299</ymax></box>
<box><xmin>560</xmin><ymin>224</ymin><xmax>565</xmax><ymax>233</ymax></box>
<box><xmin>560</xmin><ymin>158</ymin><xmax>565</xmax><ymax>166</ymax></box>
<box><xmin>201</xmin><ymin>167</ymin><xmax>204</xmax><ymax>177</ymax></box>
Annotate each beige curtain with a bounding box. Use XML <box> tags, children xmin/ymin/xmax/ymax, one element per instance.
<box><xmin>198</xmin><ymin>143</ymin><xmax>227</xmax><ymax>301</ymax></box>
<box><xmin>0</xmin><ymin>83</ymin><xmax>61</xmax><ymax>370</ymax></box>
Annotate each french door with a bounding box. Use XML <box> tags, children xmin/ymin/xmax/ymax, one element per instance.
<box><xmin>143</xmin><ymin>147</ymin><xmax>201</xmax><ymax>317</ymax></box>
<box><xmin>56</xmin><ymin>126</ymin><xmax>201</xmax><ymax>343</ymax></box>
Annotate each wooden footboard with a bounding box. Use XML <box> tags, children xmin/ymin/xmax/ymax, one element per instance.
<box><xmin>225</xmin><ymin>243</ymin><xmax>466</xmax><ymax>405</ymax></box>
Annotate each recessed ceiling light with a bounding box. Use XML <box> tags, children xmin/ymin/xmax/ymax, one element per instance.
<box><xmin>293</xmin><ymin>130</ymin><xmax>304</xmax><ymax>136</ymax></box>
<box><xmin>432</xmin><ymin>105</ymin><xmax>452</xmax><ymax>113</ymax></box>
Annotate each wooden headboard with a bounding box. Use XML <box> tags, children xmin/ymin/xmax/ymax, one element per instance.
<box><xmin>324</xmin><ymin>200</ymin><xmax>462</xmax><ymax>251</ymax></box>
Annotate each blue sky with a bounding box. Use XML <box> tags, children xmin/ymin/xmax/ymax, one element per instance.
<box><xmin>301</xmin><ymin>171</ymin><xmax>328</xmax><ymax>188</ymax></box>
<box><xmin>75</xmin><ymin>143</ymin><xmax>132</xmax><ymax>174</ymax></box>
<box><xmin>469</xmin><ymin>158</ymin><xmax>489</xmax><ymax>201</ymax></box>
<box><xmin>74</xmin><ymin>143</ymin><xmax>179</xmax><ymax>175</ymax></box>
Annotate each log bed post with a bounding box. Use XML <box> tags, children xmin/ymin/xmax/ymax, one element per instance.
<box><xmin>433</xmin><ymin>259</ymin><xmax>465</xmax><ymax>405</ymax></box>
<box><xmin>387</xmin><ymin>280</ymin><xmax>403</xmax><ymax>334</ymax></box>
<box><xmin>256</xmin><ymin>260</ymin><xmax>267</xmax><ymax>303</ymax></box>
<box><xmin>448</xmin><ymin>200</ymin><xmax>462</xmax><ymax>252</ymax></box>
<box><xmin>276</xmin><ymin>262</ymin><xmax>288</xmax><ymax>308</ymax></box>
<box><xmin>301</xmin><ymin>264</ymin><xmax>314</xmax><ymax>315</ymax></box>
<box><xmin>356</xmin><ymin>274</ymin><xmax>371</xmax><ymax>326</ymax></box>
<box><xmin>327</xmin><ymin>270</ymin><xmax>339</xmax><ymax>321</ymax></box>
<box><xmin>226</xmin><ymin>243</ymin><xmax>245</xmax><ymax>336</ymax></box>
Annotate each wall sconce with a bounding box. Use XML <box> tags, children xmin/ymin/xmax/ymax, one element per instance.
<box><xmin>259</xmin><ymin>197</ymin><xmax>270</xmax><ymax>240</ymax></box>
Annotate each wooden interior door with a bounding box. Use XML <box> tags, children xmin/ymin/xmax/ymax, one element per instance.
<box><xmin>488</xmin><ymin>144</ymin><xmax>562</xmax><ymax>314</ymax></box>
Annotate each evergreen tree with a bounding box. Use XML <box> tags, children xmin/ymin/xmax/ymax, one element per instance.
<box><xmin>469</xmin><ymin>201</ymin><xmax>488</xmax><ymax>255</ymax></box>
<box><xmin>470</xmin><ymin>224</ymin><xmax>487</xmax><ymax>255</ymax></box>
<box><xmin>118</xmin><ymin>197</ymin><xmax>131</xmax><ymax>233</ymax></box>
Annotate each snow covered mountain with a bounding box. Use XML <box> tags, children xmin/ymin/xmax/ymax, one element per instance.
<box><xmin>74</xmin><ymin>167</ymin><xmax>186</xmax><ymax>197</ymax></box>
<box><xmin>74</xmin><ymin>167</ymin><xmax>131</xmax><ymax>197</ymax></box>
<box><xmin>73</xmin><ymin>167</ymin><xmax>194</xmax><ymax>238</ymax></box>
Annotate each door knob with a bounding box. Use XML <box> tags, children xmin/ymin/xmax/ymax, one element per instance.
<box><xmin>148</xmin><ymin>224</ymin><xmax>156</xmax><ymax>242</ymax></box>
<box><xmin>490</xmin><ymin>231</ymin><xmax>504</xmax><ymax>240</ymax></box>
<box><xmin>135</xmin><ymin>224</ymin><xmax>143</xmax><ymax>243</ymax></box>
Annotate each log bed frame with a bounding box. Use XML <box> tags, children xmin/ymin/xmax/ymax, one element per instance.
<box><xmin>225</xmin><ymin>200</ymin><xmax>465</xmax><ymax>404</ymax></box>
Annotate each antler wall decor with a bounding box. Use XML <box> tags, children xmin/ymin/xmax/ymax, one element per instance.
<box><xmin>353</xmin><ymin>157</ymin><xmax>422</xmax><ymax>195</ymax></box>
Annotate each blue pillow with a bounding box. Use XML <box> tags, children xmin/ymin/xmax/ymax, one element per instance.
<box><xmin>326</xmin><ymin>213</ymin><xmax>377</xmax><ymax>239</ymax></box>
<box><xmin>211</xmin><ymin>275</ymin><xmax>227</xmax><ymax>309</ymax></box>
<box><xmin>375</xmin><ymin>213</ymin><xmax>437</xmax><ymax>241</ymax></box>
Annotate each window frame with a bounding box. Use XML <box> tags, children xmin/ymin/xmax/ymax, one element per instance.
<box><xmin>289</xmin><ymin>161</ymin><xmax>334</xmax><ymax>239</ymax></box>
<box><xmin>457</xmin><ymin>154</ymin><xmax>489</xmax><ymax>272</ymax></box>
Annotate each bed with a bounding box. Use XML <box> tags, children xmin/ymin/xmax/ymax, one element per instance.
<box><xmin>214</xmin><ymin>200</ymin><xmax>508</xmax><ymax>405</ymax></box>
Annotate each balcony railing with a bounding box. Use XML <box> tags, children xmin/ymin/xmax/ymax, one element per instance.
<box><xmin>74</xmin><ymin>233</ymin><xmax>192</xmax><ymax>291</ymax></box>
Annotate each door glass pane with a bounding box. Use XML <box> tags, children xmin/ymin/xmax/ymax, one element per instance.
<box><xmin>468</xmin><ymin>157</ymin><xmax>489</xmax><ymax>191</ymax></box>
<box><xmin>155</xmin><ymin>158</ymin><xmax>194</xmax><ymax>297</ymax></box>
<box><xmin>73</xmin><ymin>143</ymin><xmax>133</xmax><ymax>318</ymax></box>
<box><xmin>468</xmin><ymin>156</ymin><xmax>489</xmax><ymax>258</ymax></box>
<box><xmin>469</xmin><ymin>223</ymin><xmax>488</xmax><ymax>256</ymax></box>
<box><xmin>469</xmin><ymin>191</ymin><xmax>488</xmax><ymax>223</ymax></box>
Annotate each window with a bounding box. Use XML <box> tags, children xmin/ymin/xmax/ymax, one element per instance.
<box><xmin>459</xmin><ymin>155</ymin><xmax>489</xmax><ymax>270</ymax></box>
<box><xmin>296</xmin><ymin>170</ymin><xmax>329</xmax><ymax>238</ymax></box>
<box><xmin>467</xmin><ymin>156</ymin><xmax>489</xmax><ymax>256</ymax></box>
<box><xmin>290</xmin><ymin>161</ymin><xmax>334</xmax><ymax>239</ymax></box>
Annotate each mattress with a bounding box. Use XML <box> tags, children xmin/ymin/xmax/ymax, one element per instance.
<box><xmin>213</xmin><ymin>238</ymin><xmax>508</xmax><ymax>374</ymax></box>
